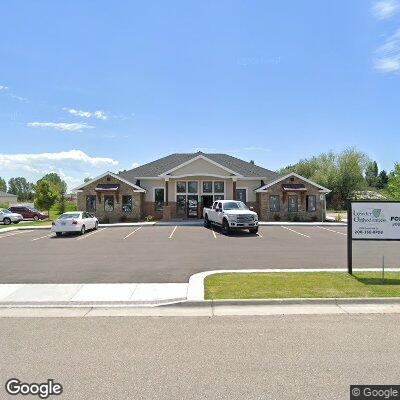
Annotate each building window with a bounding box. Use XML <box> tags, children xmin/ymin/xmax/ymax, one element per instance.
<box><xmin>176</xmin><ymin>181</ymin><xmax>186</xmax><ymax>193</ymax></box>
<box><xmin>269</xmin><ymin>195</ymin><xmax>280</xmax><ymax>212</ymax></box>
<box><xmin>154</xmin><ymin>188</ymin><xmax>165</xmax><ymax>212</ymax></box>
<box><xmin>202</xmin><ymin>181</ymin><xmax>212</xmax><ymax>193</ymax></box>
<box><xmin>288</xmin><ymin>195</ymin><xmax>298</xmax><ymax>212</ymax></box>
<box><xmin>214</xmin><ymin>194</ymin><xmax>224</xmax><ymax>201</ymax></box>
<box><xmin>104</xmin><ymin>195</ymin><xmax>114</xmax><ymax>212</ymax></box>
<box><xmin>236</xmin><ymin>189</ymin><xmax>247</xmax><ymax>203</ymax></box>
<box><xmin>188</xmin><ymin>181</ymin><xmax>198</xmax><ymax>193</ymax></box>
<box><xmin>86</xmin><ymin>195</ymin><xmax>96</xmax><ymax>212</ymax></box>
<box><xmin>122</xmin><ymin>195</ymin><xmax>132</xmax><ymax>212</ymax></box>
<box><xmin>214</xmin><ymin>181</ymin><xmax>224</xmax><ymax>193</ymax></box>
<box><xmin>307</xmin><ymin>195</ymin><xmax>316</xmax><ymax>212</ymax></box>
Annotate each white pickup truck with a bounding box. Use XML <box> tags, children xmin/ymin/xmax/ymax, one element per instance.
<box><xmin>203</xmin><ymin>200</ymin><xmax>259</xmax><ymax>235</ymax></box>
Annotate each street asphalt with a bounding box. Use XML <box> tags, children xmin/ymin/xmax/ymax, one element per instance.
<box><xmin>1</xmin><ymin>314</ymin><xmax>400</xmax><ymax>399</ymax></box>
<box><xmin>0</xmin><ymin>225</ymin><xmax>399</xmax><ymax>283</ymax></box>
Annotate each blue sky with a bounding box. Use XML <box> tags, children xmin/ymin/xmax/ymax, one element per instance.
<box><xmin>1</xmin><ymin>0</ymin><xmax>399</xmax><ymax>190</ymax></box>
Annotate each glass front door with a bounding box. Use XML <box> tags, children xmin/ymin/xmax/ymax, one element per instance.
<box><xmin>187</xmin><ymin>195</ymin><xmax>198</xmax><ymax>218</ymax></box>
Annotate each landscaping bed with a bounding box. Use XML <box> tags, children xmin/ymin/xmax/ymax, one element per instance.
<box><xmin>204</xmin><ymin>272</ymin><xmax>400</xmax><ymax>299</ymax></box>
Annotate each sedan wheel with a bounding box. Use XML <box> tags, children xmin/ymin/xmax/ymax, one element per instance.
<box><xmin>94</xmin><ymin>221</ymin><xmax>98</xmax><ymax>230</ymax></box>
<box><xmin>3</xmin><ymin>218</ymin><xmax>11</xmax><ymax>225</ymax></box>
<box><xmin>80</xmin><ymin>225</ymin><xmax>86</xmax><ymax>235</ymax></box>
<box><xmin>33</xmin><ymin>215</ymin><xmax>39</xmax><ymax>221</ymax></box>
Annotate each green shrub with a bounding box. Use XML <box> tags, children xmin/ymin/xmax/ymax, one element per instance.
<box><xmin>335</xmin><ymin>213</ymin><xmax>343</xmax><ymax>222</ymax></box>
<box><xmin>0</xmin><ymin>202</ymin><xmax>9</xmax><ymax>209</ymax></box>
<box><xmin>145</xmin><ymin>215</ymin><xmax>154</xmax><ymax>222</ymax></box>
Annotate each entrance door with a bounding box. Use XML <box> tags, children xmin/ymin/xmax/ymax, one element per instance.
<box><xmin>176</xmin><ymin>195</ymin><xmax>186</xmax><ymax>217</ymax></box>
<box><xmin>202</xmin><ymin>195</ymin><xmax>214</xmax><ymax>209</ymax></box>
<box><xmin>187</xmin><ymin>195</ymin><xmax>198</xmax><ymax>218</ymax></box>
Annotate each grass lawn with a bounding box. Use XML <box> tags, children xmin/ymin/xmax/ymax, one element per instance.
<box><xmin>204</xmin><ymin>272</ymin><xmax>400</xmax><ymax>299</ymax></box>
<box><xmin>0</xmin><ymin>220</ymin><xmax>52</xmax><ymax>229</ymax></box>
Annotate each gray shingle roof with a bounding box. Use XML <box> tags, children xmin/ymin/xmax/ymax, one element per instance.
<box><xmin>119</xmin><ymin>152</ymin><xmax>279</xmax><ymax>182</ymax></box>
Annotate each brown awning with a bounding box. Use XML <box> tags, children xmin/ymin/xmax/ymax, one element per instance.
<box><xmin>282</xmin><ymin>183</ymin><xmax>307</xmax><ymax>191</ymax></box>
<box><xmin>95</xmin><ymin>184</ymin><xmax>120</xmax><ymax>191</ymax></box>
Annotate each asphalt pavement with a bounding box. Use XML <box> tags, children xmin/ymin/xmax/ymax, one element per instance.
<box><xmin>1</xmin><ymin>314</ymin><xmax>400</xmax><ymax>399</ymax></box>
<box><xmin>0</xmin><ymin>225</ymin><xmax>399</xmax><ymax>283</ymax></box>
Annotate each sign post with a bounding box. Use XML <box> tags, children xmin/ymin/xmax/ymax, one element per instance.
<box><xmin>348</xmin><ymin>200</ymin><xmax>400</xmax><ymax>274</ymax></box>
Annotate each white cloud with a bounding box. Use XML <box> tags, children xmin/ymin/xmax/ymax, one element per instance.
<box><xmin>131</xmin><ymin>162</ymin><xmax>140</xmax><ymax>168</ymax></box>
<box><xmin>0</xmin><ymin>150</ymin><xmax>119</xmax><ymax>191</ymax></box>
<box><xmin>374</xmin><ymin>28</ymin><xmax>400</xmax><ymax>72</ymax></box>
<box><xmin>65</xmin><ymin>108</ymin><xmax>108</xmax><ymax>120</ymax></box>
<box><xmin>372</xmin><ymin>0</ymin><xmax>400</xmax><ymax>19</ymax></box>
<box><xmin>0</xmin><ymin>85</ymin><xmax>9</xmax><ymax>91</ymax></box>
<box><xmin>27</xmin><ymin>122</ymin><xmax>94</xmax><ymax>132</ymax></box>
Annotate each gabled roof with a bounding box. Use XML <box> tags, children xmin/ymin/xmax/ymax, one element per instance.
<box><xmin>255</xmin><ymin>172</ymin><xmax>331</xmax><ymax>193</ymax></box>
<box><xmin>74</xmin><ymin>172</ymin><xmax>145</xmax><ymax>192</ymax></box>
<box><xmin>119</xmin><ymin>151</ymin><xmax>279</xmax><ymax>180</ymax></box>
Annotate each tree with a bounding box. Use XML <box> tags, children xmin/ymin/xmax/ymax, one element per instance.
<box><xmin>37</xmin><ymin>173</ymin><xmax>68</xmax><ymax>215</ymax></box>
<box><xmin>279</xmin><ymin>148</ymin><xmax>369</xmax><ymax>209</ymax></box>
<box><xmin>34</xmin><ymin>180</ymin><xmax>58</xmax><ymax>216</ymax></box>
<box><xmin>365</xmin><ymin>161</ymin><xmax>379</xmax><ymax>187</ymax></box>
<box><xmin>83</xmin><ymin>177</ymin><xmax>92</xmax><ymax>183</ymax></box>
<box><xmin>377</xmin><ymin>170</ymin><xmax>389</xmax><ymax>189</ymax></box>
<box><xmin>8</xmin><ymin>177</ymin><xmax>35</xmax><ymax>201</ymax></box>
<box><xmin>38</xmin><ymin>173</ymin><xmax>67</xmax><ymax>193</ymax></box>
<box><xmin>387</xmin><ymin>163</ymin><xmax>400</xmax><ymax>200</ymax></box>
<box><xmin>0</xmin><ymin>177</ymin><xmax>6</xmax><ymax>192</ymax></box>
<box><xmin>249</xmin><ymin>160</ymin><xmax>255</xmax><ymax>165</ymax></box>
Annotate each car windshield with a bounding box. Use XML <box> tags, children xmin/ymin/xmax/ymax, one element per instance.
<box><xmin>27</xmin><ymin>207</ymin><xmax>38</xmax><ymax>212</ymax></box>
<box><xmin>58</xmin><ymin>213</ymin><xmax>80</xmax><ymax>219</ymax></box>
<box><xmin>0</xmin><ymin>209</ymin><xmax>12</xmax><ymax>214</ymax></box>
<box><xmin>223</xmin><ymin>201</ymin><xmax>248</xmax><ymax>210</ymax></box>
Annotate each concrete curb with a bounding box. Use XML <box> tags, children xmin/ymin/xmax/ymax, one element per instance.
<box><xmin>186</xmin><ymin>268</ymin><xmax>400</xmax><ymax>301</ymax></box>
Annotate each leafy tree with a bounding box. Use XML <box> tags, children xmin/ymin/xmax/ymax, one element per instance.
<box><xmin>0</xmin><ymin>177</ymin><xmax>6</xmax><ymax>192</ymax></box>
<box><xmin>365</xmin><ymin>161</ymin><xmax>379</xmax><ymax>187</ymax></box>
<box><xmin>83</xmin><ymin>177</ymin><xmax>92</xmax><ymax>183</ymax></box>
<box><xmin>37</xmin><ymin>173</ymin><xmax>68</xmax><ymax>215</ymax></box>
<box><xmin>279</xmin><ymin>148</ymin><xmax>369</xmax><ymax>209</ymax></box>
<box><xmin>8</xmin><ymin>177</ymin><xmax>35</xmax><ymax>201</ymax></box>
<box><xmin>34</xmin><ymin>180</ymin><xmax>58</xmax><ymax>216</ymax></box>
<box><xmin>387</xmin><ymin>163</ymin><xmax>400</xmax><ymax>200</ymax></box>
<box><xmin>377</xmin><ymin>170</ymin><xmax>389</xmax><ymax>189</ymax></box>
<box><xmin>249</xmin><ymin>160</ymin><xmax>255</xmax><ymax>165</ymax></box>
<box><xmin>38</xmin><ymin>173</ymin><xmax>67</xmax><ymax>193</ymax></box>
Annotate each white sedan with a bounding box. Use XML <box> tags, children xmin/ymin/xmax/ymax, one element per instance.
<box><xmin>51</xmin><ymin>212</ymin><xmax>98</xmax><ymax>236</ymax></box>
<box><xmin>0</xmin><ymin>209</ymin><xmax>23</xmax><ymax>225</ymax></box>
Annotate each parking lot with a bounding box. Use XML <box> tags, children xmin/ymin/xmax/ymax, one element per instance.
<box><xmin>0</xmin><ymin>225</ymin><xmax>399</xmax><ymax>284</ymax></box>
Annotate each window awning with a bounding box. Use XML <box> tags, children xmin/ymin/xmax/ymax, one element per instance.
<box><xmin>282</xmin><ymin>183</ymin><xmax>307</xmax><ymax>191</ymax></box>
<box><xmin>95</xmin><ymin>184</ymin><xmax>120</xmax><ymax>191</ymax></box>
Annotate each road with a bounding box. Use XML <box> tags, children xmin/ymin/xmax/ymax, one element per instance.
<box><xmin>0</xmin><ymin>225</ymin><xmax>399</xmax><ymax>283</ymax></box>
<box><xmin>1</xmin><ymin>314</ymin><xmax>400</xmax><ymax>399</ymax></box>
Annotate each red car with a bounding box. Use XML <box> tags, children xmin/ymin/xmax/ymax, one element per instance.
<box><xmin>9</xmin><ymin>206</ymin><xmax>47</xmax><ymax>220</ymax></box>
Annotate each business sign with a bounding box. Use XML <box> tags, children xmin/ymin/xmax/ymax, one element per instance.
<box><xmin>350</xmin><ymin>201</ymin><xmax>400</xmax><ymax>241</ymax></box>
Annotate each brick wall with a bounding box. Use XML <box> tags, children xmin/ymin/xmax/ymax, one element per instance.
<box><xmin>77</xmin><ymin>175</ymin><xmax>142</xmax><ymax>223</ymax></box>
<box><xmin>259</xmin><ymin>176</ymin><xmax>325</xmax><ymax>222</ymax></box>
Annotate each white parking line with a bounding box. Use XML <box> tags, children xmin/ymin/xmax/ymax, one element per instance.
<box><xmin>256</xmin><ymin>232</ymin><xmax>263</xmax><ymax>238</ymax></box>
<box><xmin>0</xmin><ymin>230</ymin><xmax>32</xmax><ymax>239</ymax></box>
<box><xmin>123</xmin><ymin>226</ymin><xmax>142</xmax><ymax>240</ymax></box>
<box><xmin>168</xmin><ymin>226</ymin><xmax>178</xmax><ymax>239</ymax></box>
<box><xmin>32</xmin><ymin>234</ymin><xmax>53</xmax><ymax>241</ymax></box>
<box><xmin>76</xmin><ymin>228</ymin><xmax>106</xmax><ymax>241</ymax></box>
<box><xmin>281</xmin><ymin>226</ymin><xmax>311</xmax><ymax>238</ymax></box>
<box><xmin>212</xmin><ymin>229</ymin><xmax>217</xmax><ymax>239</ymax></box>
<box><xmin>317</xmin><ymin>226</ymin><xmax>347</xmax><ymax>236</ymax></box>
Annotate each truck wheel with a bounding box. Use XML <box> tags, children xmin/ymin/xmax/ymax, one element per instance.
<box><xmin>249</xmin><ymin>227</ymin><xmax>259</xmax><ymax>234</ymax></box>
<box><xmin>222</xmin><ymin>219</ymin><xmax>230</xmax><ymax>235</ymax></box>
<box><xmin>204</xmin><ymin>215</ymin><xmax>211</xmax><ymax>228</ymax></box>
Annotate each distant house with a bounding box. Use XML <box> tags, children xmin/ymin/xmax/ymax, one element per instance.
<box><xmin>0</xmin><ymin>191</ymin><xmax>18</xmax><ymax>206</ymax></box>
<box><xmin>74</xmin><ymin>152</ymin><xmax>330</xmax><ymax>222</ymax></box>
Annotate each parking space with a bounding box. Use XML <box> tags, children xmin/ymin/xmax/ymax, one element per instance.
<box><xmin>0</xmin><ymin>224</ymin><xmax>398</xmax><ymax>284</ymax></box>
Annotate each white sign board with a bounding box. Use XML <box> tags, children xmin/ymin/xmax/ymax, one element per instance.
<box><xmin>351</xmin><ymin>202</ymin><xmax>400</xmax><ymax>240</ymax></box>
